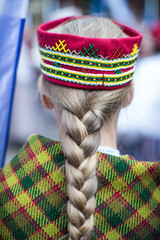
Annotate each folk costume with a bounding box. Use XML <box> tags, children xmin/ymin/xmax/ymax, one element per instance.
<box><xmin>0</xmin><ymin>135</ymin><xmax>160</xmax><ymax>239</ymax></box>
<box><xmin>0</xmin><ymin>16</ymin><xmax>160</xmax><ymax>240</ymax></box>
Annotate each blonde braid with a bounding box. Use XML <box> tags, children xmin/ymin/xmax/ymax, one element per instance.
<box><xmin>63</xmin><ymin>103</ymin><xmax>103</xmax><ymax>239</ymax></box>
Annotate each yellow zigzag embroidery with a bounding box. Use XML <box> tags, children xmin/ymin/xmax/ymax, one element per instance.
<box><xmin>131</xmin><ymin>43</ymin><xmax>138</xmax><ymax>56</ymax></box>
<box><xmin>52</xmin><ymin>40</ymin><xmax>69</xmax><ymax>53</ymax></box>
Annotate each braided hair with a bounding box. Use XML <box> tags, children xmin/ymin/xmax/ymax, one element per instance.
<box><xmin>40</xmin><ymin>17</ymin><xmax>131</xmax><ymax>239</ymax></box>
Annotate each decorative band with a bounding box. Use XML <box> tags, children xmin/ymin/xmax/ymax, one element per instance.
<box><xmin>39</xmin><ymin>46</ymin><xmax>138</xmax><ymax>72</ymax></box>
<box><xmin>41</xmin><ymin>62</ymin><xmax>134</xmax><ymax>87</ymax></box>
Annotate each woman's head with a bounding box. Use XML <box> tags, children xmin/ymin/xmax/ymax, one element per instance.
<box><xmin>38</xmin><ymin>16</ymin><xmax>140</xmax><ymax>239</ymax></box>
<box><xmin>40</xmin><ymin>16</ymin><xmax>134</xmax><ymax>140</ymax></box>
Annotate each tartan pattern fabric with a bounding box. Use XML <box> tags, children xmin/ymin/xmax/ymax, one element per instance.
<box><xmin>0</xmin><ymin>135</ymin><xmax>160</xmax><ymax>240</ymax></box>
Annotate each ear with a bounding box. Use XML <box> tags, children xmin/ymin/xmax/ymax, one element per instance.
<box><xmin>41</xmin><ymin>94</ymin><xmax>54</xmax><ymax>110</ymax></box>
<box><xmin>122</xmin><ymin>81</ymin><xmax>134</xmax><ymax>108</ymax></box>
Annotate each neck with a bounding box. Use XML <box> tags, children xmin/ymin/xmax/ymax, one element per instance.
<box><xmin>99</xmin><ymin>112</ymin><xmax>119</xmax><ymax>149</ymax></box>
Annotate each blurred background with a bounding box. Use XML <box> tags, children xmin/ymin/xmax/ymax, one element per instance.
<box><xmin>5</xmin><ymin>0</ymin><xmax>160</xmax><ymax>164</ymax></box>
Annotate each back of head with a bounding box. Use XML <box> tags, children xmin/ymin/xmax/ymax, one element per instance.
<box><xmin>40</xmin><ymin>17</ymin><xmax>131</xmax><ymax>240</ymax></box>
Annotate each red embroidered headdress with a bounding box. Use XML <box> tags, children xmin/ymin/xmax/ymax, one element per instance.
<box><xmin>37</xmin><ymin>16</ymin><xmax>143</xmax><ymax>89</ymax></box>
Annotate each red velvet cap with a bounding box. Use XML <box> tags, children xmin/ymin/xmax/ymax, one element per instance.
<box><xmin>37</xmin><ymin>16</ymin><xmax>143</xmax><ymax>90</ymax></box>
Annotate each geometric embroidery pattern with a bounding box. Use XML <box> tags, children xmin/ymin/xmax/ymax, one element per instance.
<box><xmin>38</xmin><ymin>39</ymin><xmax>140</xmax><ymax>88</ymax></box>
<box><xmin>114</xmin><ymin>69</ymin><xmax>123</xmax><ymax>74</ymax></box>
<box><xmin>0</xmin><ymin>135</ymin><xmax>160</xmax><ymax>239</ymax></box>
<box><xmin>111</xmin><ymin>46</ymin><xmax>124</xmax><ymax>59</ymax></box>
<box><xmin>131</xmin><ymin>43</ymin><xmax>138</xmax><ymax>57</ymax></box>
<box><xmin>52</xmin><ymin>40</ymin><xmax>69</xmax><ymax>53</ymax></box>
<box><xmin>39</xmin><ymin>47</ymin><xmax>138</xmax><ymax>71</ymax></box>
<box><xmin>80</xmin><ymin>44</ymin><xmax>100</xmax><ymax>58</ymax></box>
<box><xmin>41</xmin><ymin>62</ymin><xmax>134</xmax><ymax>87</ymax></box>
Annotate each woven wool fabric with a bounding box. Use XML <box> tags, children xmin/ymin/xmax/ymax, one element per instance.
<box><xmin>0</xmin><ymin>134</ymin><xmax>160</xmax><ymax>240</ymax></box>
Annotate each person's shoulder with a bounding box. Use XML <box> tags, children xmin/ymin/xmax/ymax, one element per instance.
<box><xmin>0</xmin><ymin>135</ymin><xmax>66</xmax><ymax>237</ymax></box>
<box><xmin>26</xmin><ymin>134</ymin><xmax>63</xmax><ymax>155</ymax></box>
<box><xmin>97</xmin><ymin>151</ymin><xmax>160</xmax><ymax>168</ymax></box>
<box><xmin>1</xmin><ymin>134</ymin><xmax>64</xmax><ymax>181</ymax></box>
<box><xmin>15</xmin><ymin>134</ymin><xmax>63</xmax><ymax>161</ymax></box>
<box><xmin>25</xmin><ymin>134</ymin><xmax>64</xmax><ymax>166</ymax></box>
<box><xmin>27</xmin><ymin>134</ymin><xmax>60</xmax><ymax>148</ymax></box>
<box><xmin>96</xmin><ymin>152</ymin><xmax>160</xmax><ymax>190</ymax></box>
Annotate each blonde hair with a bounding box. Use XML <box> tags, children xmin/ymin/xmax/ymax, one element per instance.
<box><xmin>41</xmin><ymin>17</ymin><xmax>131</xmax><ymax>240</ymax></box>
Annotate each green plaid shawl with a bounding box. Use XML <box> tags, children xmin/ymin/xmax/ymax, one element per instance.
<box><xmin>0</xmin><ymin>134</ymin><xmax>160</xmax><ymax>239</ymax></box>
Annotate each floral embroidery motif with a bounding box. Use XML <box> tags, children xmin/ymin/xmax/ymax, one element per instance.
<box><xmin>80</xmin><ymin>44</ymin><xmax>100</xmax><ymax>58</ymax></box>
<box><xmin>52</xmin><ymin>40</ymin><xmax>69</xmax><ymax>53</ymax></box>
<box><xmin>131</xmin><ymin>43</ymin><xmax>138</xmax><ymax>56</ymax></box>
